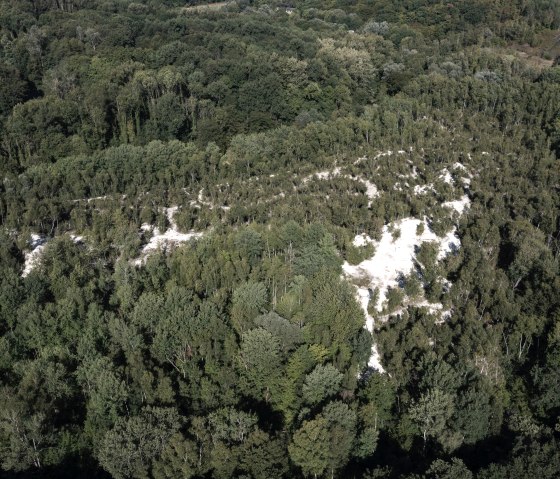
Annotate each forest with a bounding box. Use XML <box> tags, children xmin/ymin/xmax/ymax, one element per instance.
<box><xmin>0</xmin><ymin>0</ymin><xmax>560</xmax><ymax>478</ymax></box>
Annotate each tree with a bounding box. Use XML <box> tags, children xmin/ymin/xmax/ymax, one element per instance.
<box><xmin>240</xmin><ymin>429</ymin><xmax>289</xmax><ymax>479</ymax></box>
<box><xmin>409</xmin><ymin>389</ymin><xmax>454</xmax><ymax>448</ymax></box>
<box><xmin>276</xmin><ymin>346</ymin><xmax>315</xmax><ymax>425</ymax></box>
<box><xmin>289</xmin><ymin>417</ymin><xmax>330</xmax><ymax>478</ymax></box>
<box><xmin>234</xmin><ymin>228</ymin><xmax>263</xmax><ymax>267</ymax></box>
<box><xmin>152</xmin><ymin>433</ymin><xmax>199</xmax><ymax>479</ymax></box>
<box><xmin>302</xmin><ymin>364</ymin><xmax>343</xmax><ymax>406</ymax></box>
<box><xmin>97</xmin><ymin>407</ymin><xmax>182</xmax><ymax>479</ymax></box>
<box><xmin>239</xmin><ymin>328</ymin><xmax>281</xmax><ymax>400</ymax></box>
<box><xmin>231</xmin><ymin>282</ymin><xmax>268</xmax><ymax>333</ymax></box>
<box><xmin>453</xmin><ymin>383</ymin><xmax>494</xmax><ymax>445</ymax></box>
<box><xmin>254</xmin><ymin>311</ymin><xmax>303</xmax><ymax>354</ymax></box>
<box><xmin>0</xmin><ymin>353</ymin><xmax>72</xmax><ymax>472</ymax></box>
<box><xmin>0</xmin><ymin>63</ymin><xmax>31</xmax><ymax>118</ymax></box>
<box><xmin>207</xmin><ymin>407</ymin><xmax>258</xmax><ymax>445</ymax></box>
<box><xmin>150</xmin><ymin>289</ymin><xmax>199</xmax><ymax>378</ymax></box>
<box><xmin>5</xmin><ymin>96</ymin><xmax>83</xmax><ymax>166</ymax></box>
<box><xmin>321</xmin><ymin>401</ymin><xmax>357</xmax><ymax>476</ymax></box>
<box><xmin>354</xmin><ymin>426</ymin><xmax>379</xmax><ymax>459</ymax></box>
<box><xmin>77</xmin><ymin>356</ymin><xmax>129</xmax><ymax>441</ymax></box>
<box><xmin>0</xmin><ymin>405</ymin><xmax>55</xmax><ymax>472</ymax></box>
<box><xmin>505</xmin><ymin>220</ymin><xmax>551</xmax><ymax>291</ymax></box>
<box><xmin>426</xmin><ymin>458</ymin><xmax>472</xmax><ymax>479</ymax></box>
<box><xmin>303</xmin><ymin>271</ymin><xmax>364</xmax><ymax>359</ymax></box>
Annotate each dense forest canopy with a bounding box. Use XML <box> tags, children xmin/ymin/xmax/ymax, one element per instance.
<box><xmin>0</xmin><ymin>0</ymin><xmax>559</xmax><ymax>478</ymax></box>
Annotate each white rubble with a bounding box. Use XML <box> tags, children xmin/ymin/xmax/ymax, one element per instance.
<box><xmin>411</xmin><ymin>299</ymin><xmax>444</xmax><ymax>313</ymax></box>
<box><xmin>375</xmin><ymin>299</ymin><xmax>450</xmax><ymax>325</ymax></box>
<box><xmin>442</xmin><ymin>195</ymin><xmax>471</xmax><ymax>215</ymax></box>
<box><xmin>134</xmin><ymin>206</ymin><xmax>203</xmax><ymax>265</ymax></box>
<box><xmin>437</xmin><ymin>228</ymin><xmax>462</xmax><ymax>259</ymax></box>
<box><xmin>439</xmin><ymin>169</ymin><xmax>454</xmax><ymax>185</ymax></box>
<box><xmin>344</xmin><ymin>208</ymin><xmax>470</xmax><ymax>373</ymax></box>
<box><xmin>22</xmin><ymin>233</ymin><xmax>83</xmax><ymax>277</ymax></box>
<box><xmin>22</xmin><ymin>234</ymin><xmax>47</xmax><ymax>277</ymax></box>
<box><xmin>302</xmin><ymin>167</ymin><xmax>379</xmax><ymax>203</ymax></box>
<box><xmin>314</xmin><ymin>168</ymin><xmax>341</xmax><ymax>180</ymax></box>
<box><xmin>69</xmin><ymin>233</ymin><xmax>84</xmax><ymax>243</ymax></box>
<box><xmin>347</xmin><ymin>172</ymin><xmax>467</xmax><ymax>372</ymax></box>
<box><xmin>353</xmin><ymin>286</ymin><xmax>386</xmax><ymax>373</ymax></box>
<box><xmin>352</xmin><ymin>233</ymin><xmax>375</xmax><ymax>247</ymax></box>
<box><xmin>452</xmin><ymin>162</ymin><xmax>467</xmax><ymax>171</ymax></box>
<box><xmin>374</xmin><ymin>150</ymin><xmax>393</xmax><ymax>159</ymax></box>
<box><xmin>363</xmin><ymin>180</ymin><xmax>379</xmax><ymax>206</ymax></box>
<box><xmin>414</xmin><ymin>184</ymin><xmax>435</xmax><ymax>195</ymax></box>
<box><xmin>343</xmin><ymin>218</ymin><xmax>459</xmax><ymax>312</ymax></box>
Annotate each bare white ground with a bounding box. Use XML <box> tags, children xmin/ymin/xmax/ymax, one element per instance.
<box><xmin>302</xmin><ymin>168</ymin><xmax>379</xmax><ymax>204</ymax></box>
<box><xmin>352</xmin><ymin>233</ymin><xmax>374</xmax><ymax>247</ymax></box>
<box><xmin>22</xmin><ymin>234</ymin><xmax>47</xmax><ymax>277</ymax></box>
<box><xmin>354</xmin><ymin>287</ymin><xmax>386</xmax><ymax>373</ymax></box>
<box><xmin>442</xmin><ymin>195</ymin><xmax>471</xmax><ymax>215</ymax></box>
<box><xmin>439</xmin><ymin>168</ymin><xmax>454</xmax><ymax>185</ymax></box>
<box><xmin>22</xmin><ymin>233</ymin><xmax>83</xmax><ymax>277</ymax></box>
<box><xmin>344</xmin><ymin>208</ymin><xmax>469</xmax><ymax>372</ymax></box>
<box><xmin>343</xmin><ymin>218</ymin><xmax>462</xmax><ymax>312</ymax></box>
<box><xmin>134</xmin><ymin>206</ymin><xmax>203</xmax><ymax>266</ymax></box>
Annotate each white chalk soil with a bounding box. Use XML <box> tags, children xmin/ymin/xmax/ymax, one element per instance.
<box><xmin>352</xmin><ymin>233</ymin><xmax>375</xmax><ymax>248</ymax></box>
<box><xmin>344</xmin><ymin>201</ymin><xmax>470</xmax><ymax>372</ymax></box>
<box><xmin>439</xmin><ymin>168</ymin><xmax>454</xmax><ymax>185</ymax></box>
<box><xmin>354</xmin><ymin>287</ymin><xmax>386</xmax><ymax>372</ymax></box>
<box><xmin>343</xmin><ymin>217</ymin><xmax>464</xmax><ymax>312</ymax></box>
<box><xmin>22</xmin><ymin>234</ymin><xmax>47</xmax><ymax>277</ymax></box>
<box><xmin>133</xmin><ymin>206</ymin><xmax>203</xmax><ymax>266</ymax></box>
<box><xmin>22</xmin><ymin>233</ymin><xmax>84</xmax><ymax>277</ymax></box>
<box><xmin>302</xmin><ymin>167</ymin><xmax>379</xmax><ymax>205</ymax></box>
<box><xmin>442</xmin><ymin>195</ymin><xmax>470</xmax><ymax>215</ymax></box>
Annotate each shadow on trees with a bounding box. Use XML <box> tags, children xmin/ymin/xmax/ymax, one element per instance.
<box><xmin>239</xmin><ymin>395</ymin><xmax>285</xmax><ymax>434</ymax></box>
<box><xmin>1</xmin><ymin>454</ymin><xmax>110</xmax><ymax>479</ymax></box>
<box><xmin>352</xmin><ymin>430</ymin><xmax>432</xmax><ymax>478</ymax></box>
<box><xmin>455</xmin><ymin>428</ymin><xmax>517</xmax><ymax>473</ymax></box>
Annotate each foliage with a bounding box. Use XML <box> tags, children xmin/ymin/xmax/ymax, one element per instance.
<box><xmin>0</xmin><ymin>0</ymin><xmax>559</xmax><ymax>477</ymax></box>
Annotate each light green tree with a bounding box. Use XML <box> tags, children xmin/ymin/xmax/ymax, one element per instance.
<box><xmin>409</xmin><ymin>389</ymin><xmax>454</xmax><ymax>448</ymax></box>
<box><xmin>239</xmin><ymin>328</ymin><xmax>281</xmax><ymax>400</ymax></box>
<box><xmin>302</xmin><ymin>364</ymin><xmax>343</xmax><ymax>406</ymax></box>
<box><xmin>97</xmin><ymin>407</ymin><xmax>182</xmax><ymax>479</ymax></box>
<box><xmin>289</xmin><ymin>417</ymin><xmax>330</xmax><ymax>478</ymax></box>
<box><xmin>231</xmin><ymin>282</ymin><xmax>268</xmax><ymax>332</ymax></box>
